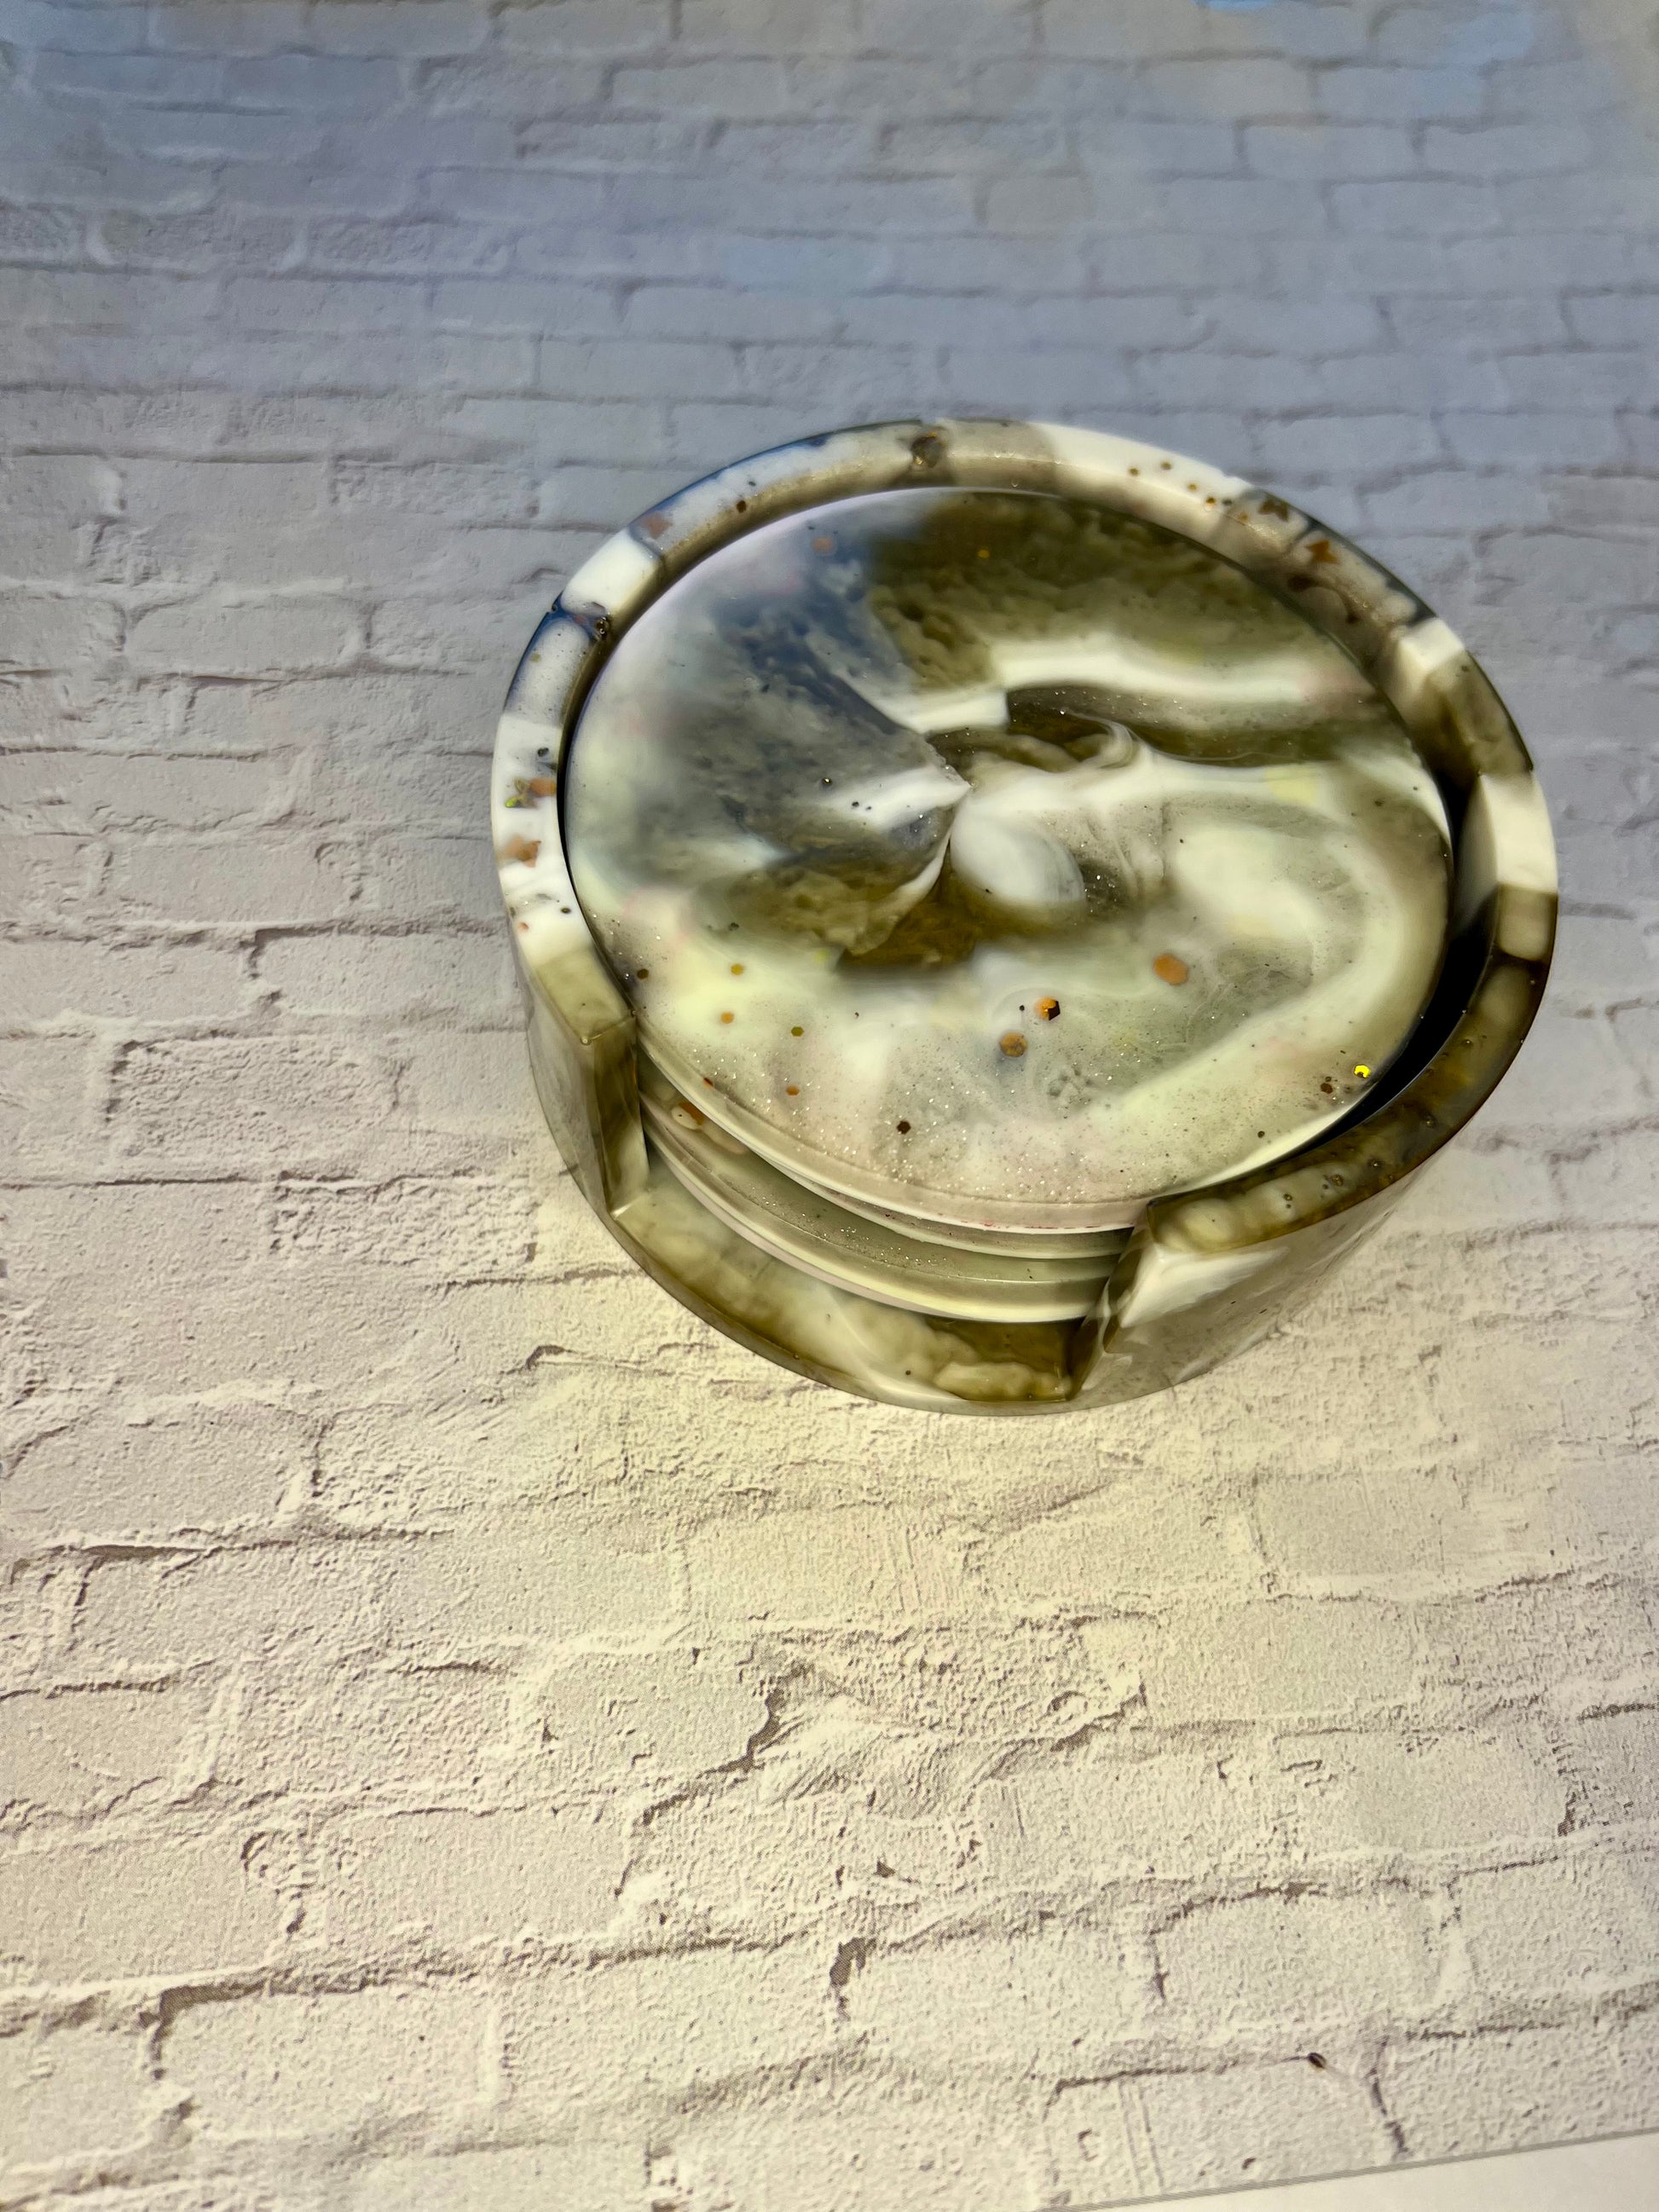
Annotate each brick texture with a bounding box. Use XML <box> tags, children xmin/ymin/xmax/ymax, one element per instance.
<box><xmin>2</xmin><ymin>0</ymin><xmax>1657</xmax><ymax>2204</ymax></box>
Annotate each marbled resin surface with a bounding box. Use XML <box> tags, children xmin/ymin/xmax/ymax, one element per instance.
<box><xmin>494</xmin><ymin>419</ymin><xmax>1552</xmax><ymax>1410</ymax></box>
<box><xmin>564</xmin><ymin>488</ymin><xmax>1451</xmax><ymax>1230</ymax></box>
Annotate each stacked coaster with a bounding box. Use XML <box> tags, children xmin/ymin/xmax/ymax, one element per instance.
<box><xmin>558</xmin><ymin>482</ymin><xmax>1449</xmax><ymax>1320</ymax></box>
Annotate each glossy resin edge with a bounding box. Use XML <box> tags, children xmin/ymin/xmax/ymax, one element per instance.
<box><xmin>493</xmin><ymin>419</ymin><xmax>1556</xmax><ymax>1413</ymax></box>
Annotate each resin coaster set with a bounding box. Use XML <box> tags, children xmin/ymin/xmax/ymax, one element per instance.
<box><xmin>492</xmin><ymin>420</ymin><xmax>1555</xmax><ymax>1413</ymax></box>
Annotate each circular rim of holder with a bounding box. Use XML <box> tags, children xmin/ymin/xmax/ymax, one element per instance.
<box><xmin>491</xmin><ymin>419</ymin><xmax>1558</xmax><ymax>1411</ymax></box>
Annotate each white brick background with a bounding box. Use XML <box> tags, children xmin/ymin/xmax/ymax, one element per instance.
<box><xmin>2</xmin><ymin>0</ymin><xmax>1657</xmax><ymax>2204</ymax></box>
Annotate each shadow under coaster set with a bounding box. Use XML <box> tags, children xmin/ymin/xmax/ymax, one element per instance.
<box><xmin>491</xmin><ymin>419</ymin><xmax>1556</xmax><ymax>1414</ymax></box>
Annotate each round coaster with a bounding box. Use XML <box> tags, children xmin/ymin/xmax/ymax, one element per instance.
<box><xmin>563</xmin><ymin>484</ymin><xmax>1451</xmax><ymax>1234</ymax></box>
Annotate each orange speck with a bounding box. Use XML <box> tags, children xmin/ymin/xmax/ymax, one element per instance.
<box><xmin>719</xmin><ymin>1010</ymin><xmax>735</xmax><ymax>1024</ymax></box>
<box><xmin>499</xmin><ymin>835</ymin><xmax>540</xmax><ymax>865</ymax></box>
<box><xmin>528</xmin><ymin>775</ymin><xmax>557</xmax><ymax>796</ymax></box>
<box><xmin>730</xmin><ymin>962</ymin><xmax>744</xmax><ymax>973</ymax></box>
<box><xmin>785</xmin><ymin>1083</ymin><xmax>800</xmax><ymax>1096</ymax></box>
<box><xmin>1035</xmin><ymin>995</ymin><xmax>1060</xmax><ymax>1021</ymax></box>
<box><xmin>813</xmin><ymin>534</ymin><xmax>835</xmax><ymax>552</ymax></box>
<box><xmin>517</xmin><ymin>920</ymin><xmax>529</xmax><ymax>932</ymax></box>
<box><xmin>1153</xmin><ymin>953</ymin><xmax>1189</xmax><ymax>985</ymax></box>
<box><xmin>999</xmin><ymin>1031</ymin><xmax>1027</xmax><ymax>1057</ymax></box>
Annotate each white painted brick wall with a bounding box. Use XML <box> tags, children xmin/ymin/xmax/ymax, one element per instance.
<box><xmin>1</xmin><ymin>0</ymin><xmax>1656</xmax><ymax>2203</ymax></box>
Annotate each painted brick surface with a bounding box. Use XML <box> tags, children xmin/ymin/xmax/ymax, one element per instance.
<box><xmin>2</xmin><ymin>1</ymin><xmax>1658</xmax><ymax>2205</ymax></box>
